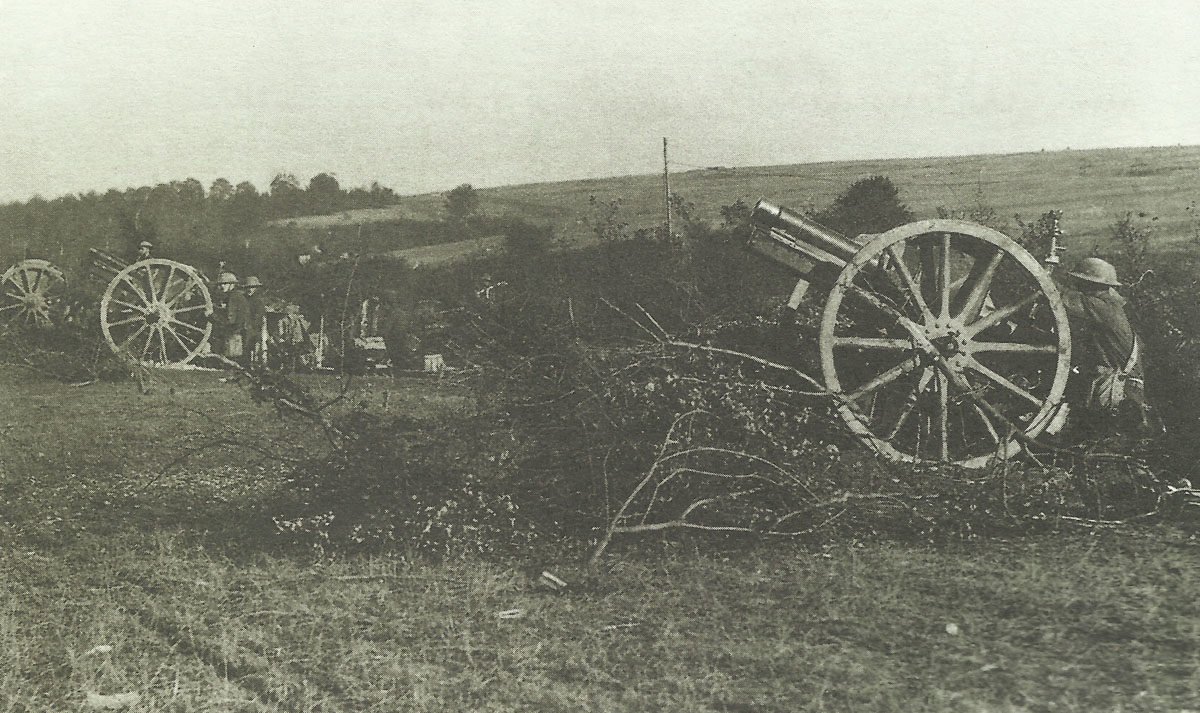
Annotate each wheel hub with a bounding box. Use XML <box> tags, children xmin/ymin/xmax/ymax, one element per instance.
<box><xmin>918</xmin><ymin>319</ymin><xmax>973</xmax><ymax>373</ymax></box>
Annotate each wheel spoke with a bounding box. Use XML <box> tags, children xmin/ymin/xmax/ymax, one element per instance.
<box><xmin>936</xmin><ymin>369</ymin><xmax>949</xmax><ymax>461</ymax></box>
<box><xmin>4</xmin><ymin>288</ymin><xmax>23</xmax><ymax>300</ymax></box>
<box><xmin>161</xmin><ymin>265</ymin><xmax>178</xmax><ymax>302</ymax></box>
<box><xmin>157</xmin><ymin>325</ymin><xmax>170</xmax><ymax>363</ymax></box>
<box><xmin>884</xmin><ymin>368</ymin><xmax>932</xmax><ymax>439</ymax></box>
<box><xmin>969</xmin><ymin>341</ymin><xmax>1057</xmax><ymax>354</ymax></box>
<box><xmin>141</xmin><ymin>326</ymin><xmax>156</xmax><ymax>360</ymax></box>
<box><xmin>120</xmin><ymin>273</ymin><xmax>152</xmax><ymax>306</ymax></box>
<box><xmin>171</xmin><ymin>318</ymin><xmax>206</xmax><ymax>334</ymax></box>
<box><xmin>145</xmin><ymin>267</ymin><xmax>161</xmax><ymax>304</ymax></box>
<box><xmin>885</xmin><ymin>244</ymin><xmax>935</xmax><ymax>322</ymax></box>
<box><xmin>953</xmin><ymin>247</ymin><xmax>1004</xmax><ymax>321</ymax></box>
<box><xmin>119</xmin><ymin>323</ymin><xmax>150</xmax><ymax>350</ymax></box>
<box><xmin>106</xmin><ymin>314</ymin><xmax>145</xmax><ymax>328</ymax></box>
<box><xmin>962</xmin><ymin>291</ymin><xmax>1041</xmax><ymax>339</ymax></box>
<box><xmin>939</xmin><ymin>233</ymin><xmax>952</xmax><ymax>318</ymax></box>
<box><xmin>0</xmin><ymin>303</ymin><xmax>21</xmax><ymax>313</ymax></box>
<box><xmin>972</xmin><ymin>403</ymin><xmax>1001</xmax><ymax>444</ymax></box>
<box><xmin>963</xmin><ymin>356</ymin><xmax>1042</xmax><ymax>406</ymax></box>
<box><xmin>918</xmin><ymin>241</ymin><xmax>938</xmax><ymax>309</ymax></box>
<box><xmin>172</xmin><ymin>303</ymin><xmax>208</xmax><ymax>314</ymax></box>
<box><xmin>165</xmin><ymin>324</ymin><xmax>197</xmax><ymax>353</ymax></box>
<box><xmin>847</xmin><ymin>355</ymin><xmax>922</xmax><ymax>402</ymax></box>
<box><xmin>846</xmin><ymin>284</ymin><xmax>920</xmax><ymax>334</ymax></box>
<box><xmin>165</xmin><ymin>282</ymin><xmax>197</xmax><ymax>308</ymax></box>
<box><xmin>110</xmin><ymin>297</ymin><xmax>150</xmax><ymax>314</ymax></box>
<box><xmin>833</xmin><ymin>336</ymin><xmax>913</xmax><ymax>350</ymax></box>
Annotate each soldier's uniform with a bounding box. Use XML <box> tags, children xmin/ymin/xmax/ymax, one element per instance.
<box><xmin>1061</xmin><ymin>258</ymin><xmax>1156</xmax><ymax>435</ymax></box>
<box><xmin>211</xmin><ymin>271</ymin><xmax>246</xmax><ymax>361</ymax></box>
<box><xmin>241</xmin><ymin>276</ymin><xmax>266</xmax><ymax>367</ymax></box>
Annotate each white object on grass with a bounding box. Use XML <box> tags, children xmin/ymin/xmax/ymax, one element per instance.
<box><xmin>85</xmin><ymin>691</ymin><xmax>141</xmax><ymax>709</ymax></box>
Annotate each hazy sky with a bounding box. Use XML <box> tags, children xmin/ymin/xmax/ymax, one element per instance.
<box><xmin>1</xmin><ymin>0</ymin><xmax>1197</xmax><ymax>202</ymax></box>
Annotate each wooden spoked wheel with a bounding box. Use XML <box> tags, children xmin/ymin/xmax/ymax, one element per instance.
<box><xmin>1</xmin><ymin>259</ymin><xmax>66</xmax><ymax>327</ymax></box>
<box><xmin>819</xmin><ymin>219</ymin><xmax>1071</xmax><ymax>467</ymax></box>
<box><xmin>100</xmin><ymin>258</ymin><xmax>213</xmax><ymax>366</ymax></box>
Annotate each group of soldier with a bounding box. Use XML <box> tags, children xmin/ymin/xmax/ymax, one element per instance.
<box><xmin>207</xmin><ymin>270</ymin><xmax>313</xmax><ymax>372</ymax></box>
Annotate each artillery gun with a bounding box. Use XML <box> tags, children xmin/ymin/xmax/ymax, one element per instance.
<box><xmin>1</xmin><ymin>250</ymin><xmax>214</xmax><ymax>367</ymax></box>
<box><xmin>749</xmin><ymin>200</ymin><xmax>1071</xmax><ymax>467</ymax></box>
<box><xmin>90</xmin><ymin>249</ymin><xmax>214</xmax><ymax>366</ymax></box>
<box><xmin>1</xmin><ymin>259</ymin><xmax>67</xmax><ymax>327</ymax></box>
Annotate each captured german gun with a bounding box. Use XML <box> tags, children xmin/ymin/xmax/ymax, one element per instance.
<box><xmin>749</xmin><ymin>200</ymin><xmax>1071</xmax><ymax>467</ymax></box>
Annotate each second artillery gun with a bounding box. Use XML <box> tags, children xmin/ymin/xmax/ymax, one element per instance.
<box><xmin>748</xmin><ymin>201</ymin><xmax>1071</xmax><ymax>467</ymax></box>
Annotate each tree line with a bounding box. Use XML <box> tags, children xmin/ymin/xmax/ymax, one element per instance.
<box><xmin>0</xmin><ymin>173</ymin><xmax>402</xmax><ymax>272</ymax></box>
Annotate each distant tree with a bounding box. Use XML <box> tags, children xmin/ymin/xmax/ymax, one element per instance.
<box><xmin>270</xmin><ymin>173</ymin><xmax>304</xmax><ymax>219</ymax></box>
<box><xmin>369</xmin><ymin>181</ymin><xmax>397</xmax><ymax>207</ymax></box>
<box><xmin>814</xmin><ymin>175</ymin><xmax>913</xmax><ymax>237</ymax></box>
<box><xmin>444</xmin><ymin>183</ymin><xmax>480</xmax><ymax>232</ymax></box>
<box><xmin>209</xmin><ymin>178</ymin><xmax>234</xmax><ymax>202</ymax></box>
<box><xmin>270</xmin><ymin>173</ymin><xmax>301</xmax><ymax>195</ymax></box>
<box><xmin>307</xmin><ymin>172</ymin><xmax>342</xmax><ymax>215</ymax></box>
<box><xmin>174</xmin><ymin>178</ymin><xmax>206</xmax><ymax>204</ymax></box>
<box><xmin>226</xmin><ymin>181</ymin><xmax>264</xmax><ymax>238</ymax></box>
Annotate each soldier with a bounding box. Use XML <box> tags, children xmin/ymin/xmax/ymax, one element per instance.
<box><xmin>135</xmin><ymin>240</ymin><xmax>153</xmax><ymax>261</ymax></box>
<box><xmin>1061</xmin><ymin>257</ymin><xmax>1159</xmax><ymax>436</ymax></box>
<box><xmin>211</xmin><ymin>271</ymin><xmax>246</xmax><ymax>362</ymax></box>
<box><xmin>274</xmin><ymin>303</ymin><xmax>312</xmax><ymax>373</ymax></box>
<box><xmin>241</xmin><ymin>275</ymin><xmax>267</xmax><ymax>367</ymax></box>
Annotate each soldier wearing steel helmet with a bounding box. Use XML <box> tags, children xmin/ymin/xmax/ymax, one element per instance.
<box><xmin>211</xmin><ymin>270</ymin><xmax>247</xmax><ymax>362</ymax></box>
<box><xmin>240</xmin><ymin>275</ymin><xmax>267</xmax><ymax>367</ymax></box>
<box><xmin>1061</xmin><ymin>257</ymin><xmax>1158</xmax><ymax>434</ymax></box>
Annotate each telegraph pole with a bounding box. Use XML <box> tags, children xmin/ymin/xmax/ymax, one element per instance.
<box><xmin>662</xmin><ymin>137</ymin><xmax>671</xmax><ymax>240</ymax></box>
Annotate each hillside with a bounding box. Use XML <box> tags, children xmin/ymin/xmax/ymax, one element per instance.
<box><xmin>375</xmin><ymin>145</ymin><xmax>1199</xmax><ymax>257</ymax></box>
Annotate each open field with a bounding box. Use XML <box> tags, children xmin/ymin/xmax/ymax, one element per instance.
<box><xmin>376</xmin><ymin>145</ymin><xmax>1199</xmax><ymax>257</ymax></box>
<box><xmin>384</xmin><ymin>234</ymin><xmax>507</xmax><ymax>267</ymax></box>
<box><xmin>3</xmin><ymin>366</ymin><xmax>1199</xmax><ymax>711</ymax></box>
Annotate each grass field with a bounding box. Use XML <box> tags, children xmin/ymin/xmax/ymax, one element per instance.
<box><xmin>3</xmin><ymin>365</ymin><xmax>1199</xmax><ymax>711</ymax></box>
<box><xmin>252</xmin><ymin>145</ymin><xmax>1200</xmax><ymax>270</ymax></box>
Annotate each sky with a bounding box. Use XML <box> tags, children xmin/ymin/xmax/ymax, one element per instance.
<box><xmin>1</xmin><ymin>0</ymin><xmax>1198</xmax><ymax>203</ymax></box>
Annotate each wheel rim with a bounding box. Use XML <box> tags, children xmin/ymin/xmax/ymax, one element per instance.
<box><xmin>101</xmin><ymin>258</ymin><xmax>213</xmax><ymax>366</ymax></box>
<box><xmin>1</xmin><ymin>260</ymin><xmax>66</xmax><ymax>328</ymax></box>
<box><xmin>819</xmin><ymin>219</ymin><xmax>1071</xmax><ymax>467</ymax></box>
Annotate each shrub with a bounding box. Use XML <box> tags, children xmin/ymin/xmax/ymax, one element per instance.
<box><xmin>275</xmin><ymin>411</ymin><xmax>538</xmax><ymax>555</ymax></box>
<box><xmin>813</xmin><ymin>175</ymin><xmax>913</xmax><ymax>237</ymax></box>
<box><xmin>1110</xmin><ymin>211</ymin><xmax>1155</xmax><ymax>276</ymax></box>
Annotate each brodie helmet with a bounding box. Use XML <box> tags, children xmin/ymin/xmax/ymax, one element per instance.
<box><xmin>1067</xmin><ymin>257</ymin><xmax>1122</xmax><ymax>287</ymax></box>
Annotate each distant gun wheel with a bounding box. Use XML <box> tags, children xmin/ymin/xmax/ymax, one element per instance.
<box><xmin>1</xmin><ymin>259</ymin><xmax>66</xmax><ymax>328</ymax></box>
<box><xmin>819</xmin><ymin>219</ymin><xmax>1071</xmax><ymax>467</ymax></box>
<box><xmin>100</xmin><ymin>258</ymin><xmax>213</xmax><ymax>366</ymax></box>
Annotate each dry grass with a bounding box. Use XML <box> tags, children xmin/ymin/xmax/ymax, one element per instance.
<box><xmin>252</xmin><ymin>145</ymin><xmax>1200</xmax><ymax>272</ymax></box>
<box><xmin>391</xmin><ymin>144</ymin><xmax>1200</xmax><ymax>255</ymax></box>
<box><xmin>2</xmin><ymin>367</ymin><xmax>1199</xmax><ymax>711</ymax></box>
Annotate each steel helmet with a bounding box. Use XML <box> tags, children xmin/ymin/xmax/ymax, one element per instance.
<box><xmin>1067</xmin><ymin>257</ymin><xmax>1122</xmax><ymax>287</ymax></box>
<box><xmin>242</xmin><ymin>275</ymin><xmax>263</xmax><ymax>288</ymax></box>
<box><xmin>138</xmin><ymin>240</ymin><xmax>153</xmax><ymax>248</ymax></box>
<box><xmin>217</xmin><ymin>271</ymin><xmax>239</xmax><ymax>285</ymax></box>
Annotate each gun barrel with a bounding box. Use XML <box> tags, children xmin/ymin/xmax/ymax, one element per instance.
<box><xmin>749</xmin><ymin>199</ymin><xmax>862</xmax><ymax>268</ymax></box>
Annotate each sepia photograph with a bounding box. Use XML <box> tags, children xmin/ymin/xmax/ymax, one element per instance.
<box><xmin>2</xmin><ymin>1</ymin><xmax>1198</xmax><ymax>710</ymax></box>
